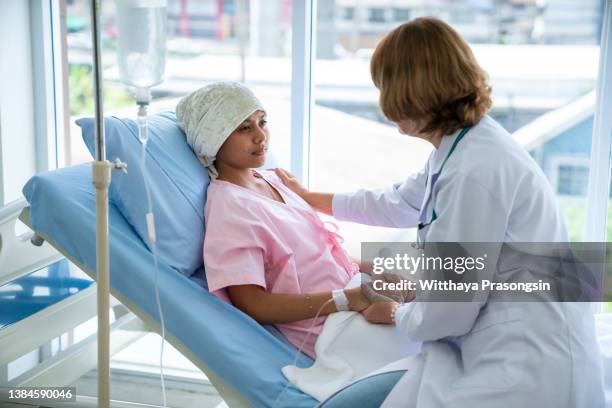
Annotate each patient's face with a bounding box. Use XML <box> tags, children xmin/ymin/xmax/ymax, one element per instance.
<box><xmin>216</xmin><ymin>110</ymin><xmax>269</xmax><ymax>171</ymax></box>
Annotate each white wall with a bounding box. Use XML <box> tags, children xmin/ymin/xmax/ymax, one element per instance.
<box><xmin>0</xmin><ymin>1</ymin><xmax>37</xmax><ymax>205</ymax></box>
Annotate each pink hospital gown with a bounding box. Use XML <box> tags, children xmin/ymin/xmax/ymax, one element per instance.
<box><xmin>203</xmin><ymin>170</ymin><xmax>358</xmax><ymax>358</ymax></box>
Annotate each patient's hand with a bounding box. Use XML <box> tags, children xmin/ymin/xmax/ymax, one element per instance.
<box><xmin>362</xmin><ymin>273</ymin><xmax>415</xmax><ymax>304</ymax></box>
<box><xmin>361</xmin><ymin>301</ymin><xmax>399</xmax><ymax>325</ymax></box>
<box><xmin>358</xmin><ymin>260</ymin><xmax>374</xmax><ymax>275</ymax></box>
<box><xmin>345</xmin><ymin>286</ymin><xmax>371</xmax><ymax>312</ymax></box>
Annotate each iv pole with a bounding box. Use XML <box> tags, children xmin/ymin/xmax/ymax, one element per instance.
<box><xmin>90</xmin><ymin>1</ymin><xmax>125</xmax><ymax>406</ymax></box>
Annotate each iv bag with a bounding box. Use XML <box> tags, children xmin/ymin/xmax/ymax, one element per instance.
<box><xmin>116</xmin><ymin>0</ymin><xmax>167</xmax><ymax>90</ymax></box>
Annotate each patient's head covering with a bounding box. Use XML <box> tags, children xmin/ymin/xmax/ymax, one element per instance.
<box><xmin>176</xmin><ymin>82</ymin><xmax>264</xmax><ymax>178</ymax></box>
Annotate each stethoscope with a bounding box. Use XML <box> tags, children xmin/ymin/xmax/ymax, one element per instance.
<box><xmin>415</xmin><ymin>126</ymin><xmax>472</xmax><ymax>249</ymax></box>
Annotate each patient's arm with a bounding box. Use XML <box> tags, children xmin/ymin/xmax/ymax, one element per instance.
<box><xmin>226</xmin><ymin>284</ymin><xmax>369</xmax><ymax>324</ymax></box>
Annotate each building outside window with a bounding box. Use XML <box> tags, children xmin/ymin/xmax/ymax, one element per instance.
<box><xmin>557</xmin><ymin>164</ymin><xmax>590</xmax><ymax>196</ymax></box>
<box><xmin>343</xmin><ymin>6</ymin><xmax>355</xmax><ymax>20</ymax></box>
<box><xmin>368</xmin><ymin>7</ymin><xmax>386</xmax><ymax>23</ymax></box>
<box><xmin>392</xmin><ymin>7</ymin><xmax>410</xmax><ymax>21</ymax></box>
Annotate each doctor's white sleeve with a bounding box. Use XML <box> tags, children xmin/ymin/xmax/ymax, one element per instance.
<box><xmin>394</xmin><ymin>172</ymin><xmax>509</xmax><ymax>341</ymax></box>
<box><xmin>331</xmin><ymin>167</ymin><xmax>427</xmax><ymax>228</ymax></box>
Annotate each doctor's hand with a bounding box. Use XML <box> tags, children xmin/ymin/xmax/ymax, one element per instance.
<box><xmin>274</xmin><ymin>168</ymin><xmax>334</xmax><ymax>215</ymax></box>
<box><xmin>274</xmin><ymin>168</ymin><xmax>309</xmax><ymax>199</ymax></box>
<box><xmin>361</xmin><ymin>301</ymin><xmax>400</xmax><ymax>325</ymax></box>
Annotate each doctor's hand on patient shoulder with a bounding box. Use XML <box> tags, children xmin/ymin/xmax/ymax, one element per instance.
<box><xmin>274</xmin><ymin>168</ymin><xmax>334</xmax><ymax>215</ymax></box>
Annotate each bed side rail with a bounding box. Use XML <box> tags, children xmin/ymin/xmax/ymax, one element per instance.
<box><xmin>0</xmin><ymin>198</ymin><xmax>63</xmax><ymax>286</ymax></box>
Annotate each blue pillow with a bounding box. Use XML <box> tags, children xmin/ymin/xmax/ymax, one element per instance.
<box><xmin>77</xmin><ymin>111</ymin><xmax>281</xmax><ymax>278</ymax></box>
<box><xmin>77</xmin><ymin>112</ymin><xmax>209</xmax><ymax>277</ymax></box>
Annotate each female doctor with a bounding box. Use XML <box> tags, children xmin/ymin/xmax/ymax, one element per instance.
<box><xmin>276</xmin><ymin>17</ymin><xmax>604</xmax><ymax>408</ymax></box>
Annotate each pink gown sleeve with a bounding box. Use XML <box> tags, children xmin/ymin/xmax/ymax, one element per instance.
<box><xmin>203</xmin><ymin>194</ymin><xmax>267</xmax><ymax>294</ymax></box>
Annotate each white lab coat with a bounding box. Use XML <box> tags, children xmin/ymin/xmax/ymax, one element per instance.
<box><xmin>331</xmin><ymin>115</ymin><xmax>605</xmax><ymax>408</ymax></box>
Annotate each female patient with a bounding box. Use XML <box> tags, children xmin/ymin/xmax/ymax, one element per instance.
<box><xmin>176</xmin><ymin>82</ymin><xmax>401</xmax><ymax>359</ymax></box>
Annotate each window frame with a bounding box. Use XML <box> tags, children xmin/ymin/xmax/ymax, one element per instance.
<box><xmin>290</xmin><ymin>0</ymin><xmax>316</xmax><ymax>186</ymax></box>
<box><xmin>0</xmin><ymin>0</ymin><xmax>66</xmax><ymax>206</ymax></box>
<box><xmin>0</xmin><ymin>1</ymin><xmax>37</xmax><ymax>205</ymax></box>
<box><xmin>31</xmin><ymin>0</ymin><xmax>69</xmax><ymax>172</ymax></box>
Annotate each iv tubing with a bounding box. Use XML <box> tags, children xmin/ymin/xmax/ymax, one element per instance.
<box><xmin>271</xmin><ymin>297</ymin><xmax>334</xmax><ymax>408</ymax></box>
<box><xmin>138</xmin><ymin>101</ymin><xmax>168</xmax><ymax>407</ymax></box>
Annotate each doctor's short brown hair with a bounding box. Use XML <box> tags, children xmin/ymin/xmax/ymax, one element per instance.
<box><xmin>370</xmin><ymin>17</ymin><xmax>492</xmax><ymax>136</ymax></box>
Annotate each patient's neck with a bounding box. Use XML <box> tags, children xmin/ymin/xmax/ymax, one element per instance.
<box><xmin>216</xmin><ymin>164</ymin><xmax>256</xmax><ymax>188</ymax></box>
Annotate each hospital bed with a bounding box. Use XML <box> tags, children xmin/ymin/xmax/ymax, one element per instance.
<box><xmin>0</xmin><ymin>111</ymin><xmax>319</xmax><ymax>406</ymax></box>
<box><xmin>0</xmin><ymin>160</ymin><xmax>318</xmax><ymax>407</ymax></box>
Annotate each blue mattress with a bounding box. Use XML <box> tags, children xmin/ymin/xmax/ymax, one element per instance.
<box><xmin>22</xmin><ymin>163</ymin><xmax>316</xmax><ymax>408</ymax></box>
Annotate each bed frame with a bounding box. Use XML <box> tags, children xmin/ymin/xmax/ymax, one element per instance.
<box><xmin>0</xmin><ymin>198</ymin><xmax>250</xmax><ymax>407</ymax></box>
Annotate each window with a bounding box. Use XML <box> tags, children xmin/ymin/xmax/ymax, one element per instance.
<box><xmin>310</xmin><ymin>0</ymin><xmax>604</xmax><ymax>248</ymax></box>
<box><xmin>65</xmin><ymin>0</ymin><xmax>293</xmax><ymax>168</ymax></box>
<box><xmin>557</xmin><ymin>164</ymin><xmax>589</xmax><ymax>196</ymax></box>
<box><xmin>392</xmin><ymin>8</ymin><xmax>410</xmax><ymax>22</ymax></box>
<box><xmin>368</xmin><ymin>8</ymin><xmax>386</xmax><ymax>23</ymax></box>
<box><xmin>548</xmin><ymin>156</ymin><xmax>592</xmax><ymax>199</ymax></box>
<box><xmin>0</xmin><ymin>1</ymin><xmax>65</xmax><ymax>204</ymax></box>
<box><xmin>343</xmin><ymin>7</ymin><xmax>355</xmax><ymax>20</ymax></box>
